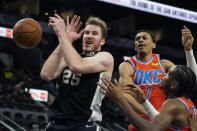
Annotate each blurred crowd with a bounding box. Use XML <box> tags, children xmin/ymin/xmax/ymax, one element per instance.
<box><xmin>0</xmin><ymin>58</ymin><xmax>129</xmax><ymax>130</ymax></box>
<box><xmin>0</xmin><ymin>59</ymin><xmax>53</xmax><ymax>130</ymax></box>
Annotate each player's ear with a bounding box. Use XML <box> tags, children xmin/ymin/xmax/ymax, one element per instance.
<box><xmin>171</xmin><ymin>80</ymin><xmax>179</xmax><ymax>90</ymax></box>
<box><xmin>100</xmin><ymin>39</ymin><xmax>105</xmax><ymax>46</ymax></box>
<box><xmin>135</xmin><ymin>42</ymin><xmax>137</xmax><ymax>51</ymax></box>
<box><xmin>152</xmin><ymin>42</ymin><xmax>156</xmax><ymax>49</ymax></box>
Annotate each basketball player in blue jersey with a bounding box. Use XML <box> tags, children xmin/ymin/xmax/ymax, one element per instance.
<box><xmin>41</xmin><ymin>14</ymin><xmax>114</xmax><ymax>131</ymax></box>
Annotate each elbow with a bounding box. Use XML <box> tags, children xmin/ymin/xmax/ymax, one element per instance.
<box><xmin>40</xmin><ymin>71</ymin><xmax>53</xmax><ymax>81</ymax></box>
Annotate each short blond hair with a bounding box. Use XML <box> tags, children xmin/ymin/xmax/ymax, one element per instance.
<box><xmin>85</xmin><ymin>17</ymin><xmax>107</xmax><ymax>39</ymax></box>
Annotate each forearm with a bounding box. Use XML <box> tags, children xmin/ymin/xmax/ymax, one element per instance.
<box><xmin>41</xmin><ymin>45</ymin><xmax>62</xmax><ymax>80</ymax></box>
<box><xmin>119</xmin><ymin>78</ymin><xmax>147</xmax><ymax>115</ymax></box>
<box><xmin>124</xmin><ymin>93</ymin><xmax>147</xmax><ymax>115</ymax></box>
<box><xmin>141</xmin><ymin>100</ymin><xmax>159</xmax><ymax>119</ymax></box>
<box><xmin>117</xmin><ymin>97</ymin><xmax>152</xmax><ymax>131</ymax></box>
<box><xmin>185</xmin><ymin>50</ymin><xmax>197</xmax><ymax>80</ymax></box>
<box><xmin>58</xmin><ymin>33</ymin><xmax>83</xmax><ymax>68</ymax></box>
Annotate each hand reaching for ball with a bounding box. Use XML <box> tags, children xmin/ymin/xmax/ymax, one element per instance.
<box><xmin>48</xmin><ymin>14</ymin><xmax>84</xmax><ymax>43</ymax></box>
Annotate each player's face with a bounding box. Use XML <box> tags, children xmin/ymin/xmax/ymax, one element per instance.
<box><xmin>135</xmin><ymin>32</ymin><xmax>156</xmax><ymax>56</ymax></box>
<box><xmin>160</xmin><ymin>66</ymin><xmax>176</xmax><ymax>95</ymax></box>
<box><xmin>82</xmin><ymin>24</ymin><xmax>105</xmax><ymax>53</ymax></box>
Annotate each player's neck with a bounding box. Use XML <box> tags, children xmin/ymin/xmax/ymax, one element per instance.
<box><xmin>137</xmin><ymin>53</ymin><xmax>153</xmax><ymax>62</ymax></box>
<box><xmin>165</xmin><ymin>93</ymin><xmax>177</xmax><ymax>99</ymax></box>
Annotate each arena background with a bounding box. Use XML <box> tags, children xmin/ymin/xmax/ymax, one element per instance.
<box><xmin>0</xmin><ymin>0</ymin><xmax>196</xmax><ymax>130</ymax></box>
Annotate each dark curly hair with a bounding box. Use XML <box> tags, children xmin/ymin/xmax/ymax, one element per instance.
<box><xmin>172</xmin><ymin>65</ymin><xmax>197</xmax><ymax>107</ymax></box>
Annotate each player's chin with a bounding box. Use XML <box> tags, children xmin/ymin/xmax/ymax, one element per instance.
<box><xmin>138</xmin><ymin>50</ymin><xmax>148</xmax><ymax>56</ymax></box>
<box><xmin>83</xmin><ymin>47</ymin><xmax>93</xmax><ymax>53</ymax></box>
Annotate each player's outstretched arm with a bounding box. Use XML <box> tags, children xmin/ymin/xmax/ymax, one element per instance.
<box><xmin>182</xmin><ymin>26</ymin><xmax>197</xmax><ymax>80</ymax></box>
<box><xmin>126</xmin><ymin>83</ymin><xmax>159</xmax><ymax>119</ymax></box>
<box><xmin>98</xmin><ymin>78</ymin><xmax>177</xmax><ymax>131</ymax></box>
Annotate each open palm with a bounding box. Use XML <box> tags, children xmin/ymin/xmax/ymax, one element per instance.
<box><xmin>65</xmin><ymin>15</ymin><xmax>84</xmax><ymax>43</ymax></box>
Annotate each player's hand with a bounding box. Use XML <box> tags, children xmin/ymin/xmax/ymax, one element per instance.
<box><xmin>48</xmin><ymin>14</ymin><xmax>84</xmax><ymax>43</ymax></box>
<box><xmin>48</xmin><ymin>14</ymin><xmax>66</xmax><ymax>36</ymax></box>
<box><xmin>98</xmin><ymin>78</ymin><xmax>126</xmax><ymax>104</ymax></box>
<box><xmin>65</xmin><ymin>15</ymin><xmax>84</xmax><ymax>43</ymax></box>
<box><xmin>126</xmin><ymin>83</ymin><xmax>146</xmax><ymax>104</ymax></box>
<box><xmin>122</xmin><ymin>86</ymin><xmax>136</xmax><ymax>98</ymax></box>
<box><xmin>182</xmin><ymin>25</ymin><xmax>194</xmax><ymax>51</ymax></box>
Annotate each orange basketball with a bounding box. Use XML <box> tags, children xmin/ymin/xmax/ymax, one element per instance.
<box><xmin>13</xmin><ymin>18</ymin><xmax>42</xmax><ymax>49</ymax></box>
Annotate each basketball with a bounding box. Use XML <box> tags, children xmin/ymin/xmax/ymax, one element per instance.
<box><xmin>13</xmin><ymin>18</ymin><xmax>42</xmax><ymax>49</ymax></box>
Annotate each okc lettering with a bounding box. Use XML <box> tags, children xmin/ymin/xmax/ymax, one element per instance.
<box><xmin>134</xmin><ymin>69</ymin><xmax>162</xmax><ymax>85</ymax></box>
